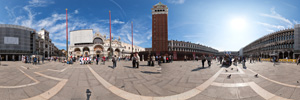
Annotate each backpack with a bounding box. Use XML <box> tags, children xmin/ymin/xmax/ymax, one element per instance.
<box><xmin>112</xmin><ymin>57</ymin><xmax>116</xmax><ymax>62</ymax></box>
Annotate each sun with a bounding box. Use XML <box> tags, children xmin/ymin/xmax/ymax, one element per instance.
<box><xmin>230</xmin><ymin>18</ymin><xmax>247</xmax><ymax>31</ymax></box>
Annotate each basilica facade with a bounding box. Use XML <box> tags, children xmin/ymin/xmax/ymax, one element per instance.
<box><xmin>68</xmin><ymin>29</ymin><xmax>145</xmax><ymax>58</ymax></box>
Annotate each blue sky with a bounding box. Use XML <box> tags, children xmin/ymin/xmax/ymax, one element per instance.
<box><xmin>1</xmin><ymin>0</ymin><xmax>300</xmax><ymax>51</ymax></box>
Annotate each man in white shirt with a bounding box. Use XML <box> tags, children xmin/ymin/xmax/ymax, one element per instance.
<box><xmin>136</xmin><ymin>53</ymin><xmax>140</xmax><ymax>68</ymax></box>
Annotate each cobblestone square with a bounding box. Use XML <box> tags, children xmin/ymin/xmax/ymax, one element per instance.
<box><xmin>0</xmin><ymin>60</ymin><xmax>299</xmax><ymax>100</ymax></box>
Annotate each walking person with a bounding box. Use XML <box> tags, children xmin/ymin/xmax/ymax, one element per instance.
<box><xmin>42</xmin><ymin>57</ymin><xmax>44</xmax><ymax>64</ymax></box>
<box><xmin>158</xmin><ymin>56</ymin><xmax>161</xmax><ymax>66</ymax></box>
<box><xmin>242</xmin><ymin>57</ymin><xmax>246</xmax><ymax>68</ymax></box>
<box><xmin>132</xmin><ymin>54</ymin><xmax>136</xmax><ymax>68</ymax></box>
<box><xmin>151</xmin><ymin>55</ymin><xmax>155</xmax><ymax>66</ymax></box>
<box><xmin>163</xmin><ymin>56</ymin><xmax>166</xmax><ymax>63</ymax></box>
<box><xmin>219</xmin><ymin>57</ymin><xmax>223</xmax><ymax>64</ymax></box>
<box><xmin>297</xmin><ymin>57</ymin><xmax>300</xmax><ymax>65</ymax></box>
<box><xmin>33</xmin><ymin>57</ymin><xmax>37</xmax><ymax>65</ymax></box>
<box><xmin>207</xmin><ymin>55</ymin><xmax>212</xmax><ymax>67</ymax></box>
<box><xmin>112</xmin><ymin>55</ymin><xmax>117</xmax><ymax>68</ymax></box>
<box><xmin>201</xmin><ymin>55</ymin><xmax>206</xmax><ymax>68</ymax></box>
<box><xmin>147</xmin><ymin>55</ymin><xmax>151</xmax><ymax>66</ymax></box>
<box><xmin>136</xmin><ymin>53</ymin><xmax>140</xmax><ymax>68</ymax></box>
<box><xmin>169</xmin><ymin>55</ymin><xmax>173</xmax><ymax>63</ymax></box>
<box><xmin>96</xmin><ymin>57</ymin><xmax>99</xmax><ymax>65</ymax></box>
<box><xmin>38</xmin><ymin>56</ymin><xmax>40</xmax><ymax>64</ymax></box>
<box><xmin>80</xmin><ymin>57</ymin><xmax>83</xmax><ymax>65</ymax></box>
<box><xmin>273</xmin><ymin>56</ymin><xmax>276</xmax><ymax>66</ymax></box>
<box><xmin>102</xmin><ymin>56</ymin><xmax>106</xmax><ymax>65</ymax></box>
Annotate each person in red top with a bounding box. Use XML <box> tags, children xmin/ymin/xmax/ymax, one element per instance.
<box><xmin>102</xmin><ymin>56</ymin><xmax>106</xmax><ymax>65</ymax></box>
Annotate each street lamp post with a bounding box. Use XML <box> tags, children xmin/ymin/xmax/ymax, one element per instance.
<box><xmin>86</xmin><ymin>89</ymin><xmax>91</xmax><ymax>100</ymax></box>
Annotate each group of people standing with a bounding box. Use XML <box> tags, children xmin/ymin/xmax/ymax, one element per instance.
<box><xmin>199</xmin><ymin>55</ymin><xmax>212</xmax><ymax>68</ymax></box>
<box><xmin>147</xmin><ymin>55</ymin><xmax>173</xmax><ymax>66</ymax></box>
<box><xmin>111</xmin><ymin>53</ymin><xmax>140</xmax><ymax>69</ymax></box>
<box><xmin>131</xmin><ymin>53</ymin><xmax>140</xmax><ymax>68</ymax></box>
<box><xmin>22</xmin><ymin>56</ymin><xmax>45</xmax><ymax>65</ymax></box>
<box><xmin>79</xmin><ymin>56</ymin><xmax>107</xmax><ymax>65</ymax></box>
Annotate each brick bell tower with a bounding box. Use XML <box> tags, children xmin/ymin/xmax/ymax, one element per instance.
<box><xmin>152</xmin><ymin>2</ymin><xmax>168</xmax><ymax>53</ymax></box>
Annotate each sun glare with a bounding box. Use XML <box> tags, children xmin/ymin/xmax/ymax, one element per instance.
<box><xmin>230</xmin><ymin>18</ymin><xmax>247</xmax><ymax>31</ymax></box>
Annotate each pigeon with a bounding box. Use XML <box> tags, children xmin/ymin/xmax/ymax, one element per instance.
<box><xmin>254</xmin><ymin>74</ymin><xmax>258</xmax><ymax>78</ymax></box>
<box><xmin>225</xmin><ymin>70</ymin><xmax>228</xmax><ymax>72</ymax></box>
<box><xmin>297</xmin><ymin>81</ymin><xmax>299</xmax><ymax>83</ymax></box>
<box><xmin>27</xmin><ymin>67</ymin><xmax>29</xmax><ymax>69</ymax></box>
<box><xmin>237</xmin><ymin>69</ymin><xmax>238</xmax><ymax>72</ymax></box>
<box><xmin>231</xmin><ymin>68</ymin><xmax>233</xmax><ymax>70</ymax></box>
<box><xmin>227</xmin><ymin>74</ymin><xmax>231</xmax><ymax>78</ymax></box>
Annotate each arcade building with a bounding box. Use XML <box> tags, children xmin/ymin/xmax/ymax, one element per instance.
<box><xmin>241</xmin><ymin>24</ymin><xmax>300</xmax><ymax>59</ymax></box>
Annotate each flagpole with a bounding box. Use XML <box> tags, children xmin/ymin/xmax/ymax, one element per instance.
<box><xmin>109</xmin><ymin>10</ymin><xmax>112</xmax><ymax>58</ymax></box>
<box><xmin>66</xmin><ymin>8</ymin><xmax>68</xmax><ymax>59</ymax></box>
<box><xmin>131</xmin><ymin>21</ymin><xmax>133</xmax><ymax>54</ymax></box>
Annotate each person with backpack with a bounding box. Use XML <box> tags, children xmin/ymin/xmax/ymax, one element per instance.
<box><xmin>207</xmin><ymin>55</ymin><xmax>212</xmax><ymax>67</ymax></box>
<box><xmin>102</xmin><ymin>56</ymin><xmax>106</xmax><ymax>65</ymax></box>
<box><xmin>96</xmin><ymin>57</ymin><xmax>99</xmax><ymax>65</ymax></box>
<box><xmin>151</xmin><ymin>55</ymin><xmax>155</xmax><ymax>66</ymax></box>
<box><xmin>201</xmin><ymin>54</ymin><xmax>206</xmax><ymax>68</ymax></box>
<box><xmin>136</xmin><ymin>53</ymin><xmax>140</xmax><ymax>68</ymax></box>
<box><xmin>132</xmin><ymin>54</ymin><xmax>136</xmax><ymax>68</ymax></box>
<box><xmin>112</xmin><ymin>55</ymin><xmax>117</xmax><ymax>68</ymax></box>
<box><xmin>297</xmin><ymin>57</ymin><xmax>300</xmax><ymax>65</ymax></box>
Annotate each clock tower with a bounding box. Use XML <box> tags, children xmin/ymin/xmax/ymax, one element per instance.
<box><xmin>152</xmin><ymin>2</ymin><xmax>168</xmax><ymax>53</ymax></box>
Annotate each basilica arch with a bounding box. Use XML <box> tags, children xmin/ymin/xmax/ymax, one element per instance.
<box><xmin>114</xmin><ymin>48</ymin><xmax>121</xmax><ymax>57</ymax></box>
<box><xmin>74</xmin><ymin>48</ymin><xmax>81</xmax><ymax>57</ymax></box>
<box><xmin>94</xmin><ymin>45</ymin><xmax>104</xmax><ymax>57</ymax></box>
<box><xmin>83</xmin><ymin>47</ymin><xmax>90</xmax><ymax>57</ymax></box>
<box><xmin>93</xmin><ymin>38</ymin><xmax>104</xmax><ymax>44</ymax></box>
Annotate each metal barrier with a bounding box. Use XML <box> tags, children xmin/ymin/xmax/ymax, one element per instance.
<box><xmin>261</xmin><ymin>58</ymin><xmax>297</xmax><ymax>63</ymax></box>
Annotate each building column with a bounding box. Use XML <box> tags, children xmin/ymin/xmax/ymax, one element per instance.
<box><xmin>19</xmin><ymin>55</ymin><xmax>21</xmax><ymax>61</ymax></box>
<box><xmin>142</xmin><ymin>55</ymin><xmax>144</xmax><ymax>61</ymax></box>
<box><xmin>288</xmin><ymin>51</ymin><xmax>290</xmax><ymax>59</ymax></box>
<box><xmin>12</xmin><ymin>55</ymin><xmax>15</xmax><ymax>61</ymax></box>
<box><xmin>6</xmin><ymin>55</ymin><xmax>8</xmax><ymax>61</ymax></box>
<box><xmin>293</xmin><ymin>54</ymin><xmax>295</xmax><ymax>59</ymax></box>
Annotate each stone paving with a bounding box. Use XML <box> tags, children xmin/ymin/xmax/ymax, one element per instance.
<box><xmin>0</xmin><ymin>60</ymin><xmax>299</xmax><ymax>100</ymax></box>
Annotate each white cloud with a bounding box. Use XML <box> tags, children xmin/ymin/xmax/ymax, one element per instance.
<box><xmin>4</xmin><ymin>0</ymin><xmax>150</xmax><ymax>49</ymax></box>
<box><xmin>259</xmin><ymin>7</ymin><xmax>300</xmax><ymax>33</ymax></box>
<box><xmin>109</xmin><ymin>0</ymin><xmax>126</xmax><ymax>19</ymax></box>
<box><xmin>28</xmin><ymin>0</ymin><xmax>54</xmax><ymax>7</ymax></box>
<box><xmin>146</xmin><ymin>30</ymin><xmax>152</xmax><ymax>40</ymax></box>
<box><xmin>294</xmin><ymin>20</ymin><xmax>300</xmax><ymax>24</ymax></box>
<box><xmin>98</xmin><ymin>19</ymin><xmax>124</xmax><ymax>24</ymax></box>
<box><xmin>260</xmin><ymin>7</ymin><xmax>293</xmax><ymax>26</ymax></box>
<box><xmin>167</xmin><ymin>0</ymin><xmax>186</xmax><ymax>4</ymax></box>
<box><xmin>112</xmin><ymin>19</ymin><xmax>124</xmax><ymax>24</ymax></box>
<box><xmin>117</xmin><ymin>21</ymin><xmax>150</xmax><ymax>46</ymax></box>
<box><xmin>5</xmin><ymin>6</ymin><xmax>17</xmax><ymax>18</ymax></box>
<box><xmin>74</xmin><ymin>10</ymin><xmax>79</xmax><ymax>14</ymax></box>
<box><xmin>52</xmin><ymin>42</ymin><xmax>66</xmax><ymax>48</ymax></box>
<box><xmin>257</xmin><ymin>22</ymin><xmax>285</xmax><ymax>29</ymax></box>
<box><xmin>266</xmin><ymin>29</ymin><xmax>275</xmax><ymax>33</ymax></box>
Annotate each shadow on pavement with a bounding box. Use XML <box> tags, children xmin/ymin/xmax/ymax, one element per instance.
<box><xmin>108</xmin><ymin>66</ymin><xmax>115</xmax><ymax>69</ymax></box>
<box><xmin>191</xmin><ymin>67</ymin><xmax>208</xmax><ymax>71</ymax></box>
<box><xmin>123</xmin><ymin>66</ymin><xmax>135</xmax><ymax>69</ymax></box>
<box><xmin>1</xmin><ymin>64</ymin><xmax>8</xmax><ymax>66</ymax></box>
<box><xmin>220</xmin><ymin>65</ymin><xmax>230</xmax><ymax>68</ymax></box>
<box><xmin>140</xmin><ymin>65</ymin><xmax>153</xmax><ymax>67</ymax></box>
<box><xmin>140</xmin><ymin>71</ymin><xmax>161</xmax><ymax>74</ymax></box>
